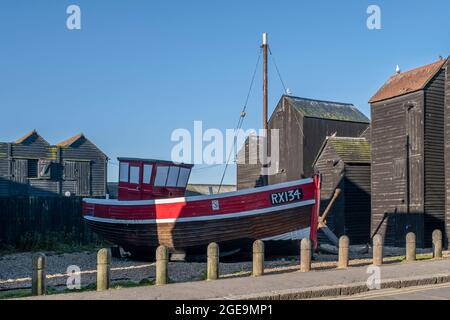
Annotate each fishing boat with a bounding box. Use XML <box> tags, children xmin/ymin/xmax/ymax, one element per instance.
<box><xmin>82</xmin><ymin>33</ymin><xmax>320</xmax><ymax>258</ymax></box>
<box><xmin>83</xmin><ymin>158</ymin><xmax>319</xmax><ymax>257</ymax></box>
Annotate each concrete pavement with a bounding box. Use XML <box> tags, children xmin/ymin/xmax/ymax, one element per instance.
<box><xmin>22</xmin><ymin>258</ymin><xmax>450</xmax><ymax>300</ymax></box>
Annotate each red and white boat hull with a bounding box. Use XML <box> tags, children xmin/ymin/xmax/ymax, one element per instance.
<box><xmin>83</xmin><ymin>177</ymin><xmax>319</xmax><ymax>256</ymax></box>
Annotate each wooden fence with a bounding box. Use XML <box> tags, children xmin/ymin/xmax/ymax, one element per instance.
<box><xmin>0</xmin><ymin>196</ymin><xmax>99</xmax><ymax>251</ymax></box>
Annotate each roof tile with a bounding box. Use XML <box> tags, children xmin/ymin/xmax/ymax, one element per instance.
<box><xmin>286</xmin><ymin>96</ymin><xmax>369</xmax><ymax>123</ymax></box>
<box><xmin>369</xmin><ymin>59</ymin><xmax>447</xmax><ymax>103</ymax></box>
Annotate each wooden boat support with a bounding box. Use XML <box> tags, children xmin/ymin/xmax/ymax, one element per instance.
<box><xmin>82</xmin><ymin>159</ymin><xmax>320</xmax><ymax>258</ymax></box>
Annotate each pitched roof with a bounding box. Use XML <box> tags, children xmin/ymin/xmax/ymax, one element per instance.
<box><xmin>56</xmin><ymin>133</ymin><xmax>85</xmax><ymax>147</ymax></box>
<box><xmin>285</xmin><ymin>95</ymin><xmax>369</xmax><ymax>123</ymax></box>
<box><xmin>369</xmin><ymin>58</ymin><xmax>447</xmax><ymax>103</ymax></box>
<box><xmin>313</xmin><ymin>137</ymin><xmax>371</xmax><ymax>167</ymax></box>
<box><xmin>56</xmin><ymin>133</ymin><xmax>108</xmax><ymax>158</ymax></box>
<box><xmin>328</xmin><ymin>137</ymin><xmax>371</xmax><ymax>163</ymax></box>
<box><xmin>14</xmin><ymin>130</ymin><xmax>50</xmax><ymax>145</ymax></box>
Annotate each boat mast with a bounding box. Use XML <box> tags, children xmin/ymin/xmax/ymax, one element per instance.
<box><xmin>262</xmin><ymin>33</ymin><xmax>268</xmax><ymax>130</ymax></box>
<box><xmin>261</xmin><ymin>33</ymin><xmax>269</xmax><ymax>186</ymax></box>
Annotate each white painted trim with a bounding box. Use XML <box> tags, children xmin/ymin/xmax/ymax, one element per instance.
<box><xmin>83</xmin><ymin>178</ymin><xmax>314</xmax><ymax>206</ymax></box>
<box><xmin>84</xmin><ymin>199</ymin><xmax>315</xmax><ymax>224</ymax></box>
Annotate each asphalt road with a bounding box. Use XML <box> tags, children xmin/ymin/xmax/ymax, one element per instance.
<box><xmin>327</xmin><ymin>283</ymin><xmax>450</xmax><ymax>300</ymax></box>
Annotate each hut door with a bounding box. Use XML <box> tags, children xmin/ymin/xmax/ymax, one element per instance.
<box><xmin>406</xmin><ymin>106</ymin><xmax>423</xmax><ymax>212</ymax></box>
<box><xmin>11</xmin><ymin>159</ymin><xmax>28</xmax><ymax>195</ymax></box>
<box><xmin>76</xmin><ymin>162</ymin><xmax>91</xmax><ymax>196</ymax></box>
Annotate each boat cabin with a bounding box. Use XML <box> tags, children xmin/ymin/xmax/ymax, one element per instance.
<box><xmin>117</xmin><ymin>158</ymin><xmax>193</xmax><ymax>200</ymax></box>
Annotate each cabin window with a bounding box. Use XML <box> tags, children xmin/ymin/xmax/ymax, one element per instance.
<box><xmin>154</xmin><ymin>166</ymin><xmax>169</xmax><ymax>186</ymax></box>
<box><xmin>166</xmin><ymin>166</ymin><xmax>180</xmax><ymax>187</ymax></box>
<box><xmin>177</xmin><ymin>167</ymin><xmax>191</xmax><ymax>187</ymax></box>
<box><xmin>119</xmin><ymin>163</ymin><xmax>129</xmax><ymax>182</ymax></box>
<box><xmin>129</xmin><ymin>166</ymin><xmax>140</xmax><ymax>184</ymax></box>
<box><xmin>143</xmin><ymin>164</ymin><xmax>153</xmax><ymax>184</ymax></box>
<box><xmin>27</xmin><ymin>160</ymin><xmax>38</xmax><ymax>178</ymax></box>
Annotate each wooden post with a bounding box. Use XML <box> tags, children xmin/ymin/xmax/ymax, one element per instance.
<box><xmin>432</xmin><ymin>230</ymin><xmax>443</xmax><ymax>259</ymax></box>
<box><xmin>96</xmin><ymin>248</ymin><xmax>111</xmax><ymax>291</ymax></box>
<box><xmin>338</xmin><ymin>236</ymin><xmax>349</xmax><ymax>269</ymax></box>
<box><xmin>300</xmin><ymin>238</ymin><xmax>311</xmax><ymax>272</ymax></box>
<box><xmin>373</xmin><ymin>234</ymin><xmax>383</xmax><ymax>266</ymax></box>
<box><xmin>252</xmin><ymin>240</ymin><xmax>264</xmax><ymax>276</ymax></box>
<box><xmin>32</xmin><ymin>253</ymin><xmax>46</xmax><ymax>296</ymax></box>
<box><xmin>406</xmin><ymin>232</ymin><xmax>416</xmax><ymax>262</ymax></box>
<box><xmin>156</xmin><ymin>245</ymin><xmax>169</xmax><ymax>285</ymax></box>
<box><xmin>207</xmin><ymin>243</ymin><xmax>219</xmax><ymax>280</ymax></box>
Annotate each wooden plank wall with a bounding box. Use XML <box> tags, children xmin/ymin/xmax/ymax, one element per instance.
<box><xmin>268</xmin><ymin>98</ymin><xmax>304</xmax><ymax>185</ymax></box>
<box><xmin>267</xmin><ymin>97</ymin><xmax>369</xmax><ymax>185</ymax></box>
<box><xmin>371</xmin><ymin>91</ymin><xmax>424</xmax><ymax>247</ymax></box>
<box><xmin>236</xmin><ymin>136</ymin><xmax>265</xmax><ymax>190</ymax></box>
<box><xmin>445</xmin><ymin>60</ymin><xmax>450</xmax><ymax>245</ymax></box>
<box><xmin>302</xmin><ymin>118</ymin><xmax>368</xmax><ymax>179</ymax></box>
<box><xmin>0</xmin><ymin>136</ymin><xmax>107</xmax><ymax>197</ymax></box>
<box><xmin>9</xmin><ymin>136</ymin><xmax>59</xmax><ymax>197</ymax></box>
<box><xmin>313</xmin><ymin>143</ymin><xmax>346</xmax><ymax>239</ymax></box>
<box><xmin>314</xmin><ymin>145</ymin><xmax>372</xmax><ymax>244</ymax></box>
<box><xmin>424</xmin><ymin>69</ymin><xmax>446</xmax><ymax>246</ymax></box>
<box><xmin>344</xmin><ymin>164</ymin><xmax>371</xmax><ymax>244</ymax></box>
<box><xmin>61</xmin><ymin>138</ymin><xmax>107</xmax><ymax>197</ymax></box>
<box><xmin>0</xmin><ymin>143</ymin><xmax>10</xmax><ymax>196</ymax></box>
<box><xmin>0</xmin><ymin>197</ymin><xmax>98</xmax><ymax>250</ymax></box>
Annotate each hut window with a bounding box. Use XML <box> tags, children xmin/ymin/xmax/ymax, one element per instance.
<box><xmin>129</xmin><ymin>166</ymin><xmax>140</xmax><ymax>184</ymax></box>
<box><xmin>166</xmin><ymin>166</ymin><xmax>180</xmax><ymax>187</ymax></box>
<box><xmin>27</xmin><ymin>160</ymin><xmax>38</xmax><ymax>178</ymax></box>
<box><xmin>143</xmin><ymin>164</ymin><xmax>153</xmax><ymax>184</ymax></box>
<box><xmin>38</xmin><ymin>160</ymin><xmax>52</xmax><ymax>179</ymax></box>
<box><xmin>154</xmin><ymin>166</ymin><xmax>169</xmax><ymax>187</ymax></box>
<box><xmin>119</xmin><ymin>163</ymin><xmax>129</xmax><ymax>183</ymax></box>
<box><xmin>177</xmin><ymin>168</ymin><xmax>191</xmax><ymax>187</ymax></box>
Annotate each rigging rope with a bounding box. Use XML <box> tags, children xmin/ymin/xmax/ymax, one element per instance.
<box><xmin>268</xmin><ymin>46</ymin><xmax>288</xmax><ymax>94</ymax></box>
<box><xmin>217</xmin><ymin>49</ymin><xmax>262</xmax><ymax>193</ymax></box>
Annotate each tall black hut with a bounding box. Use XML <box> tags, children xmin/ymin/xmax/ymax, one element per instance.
<box><xmin>313</xmin><ymin>136</ymin><xmax>371</xmax><ymax>244</ymax></box>
<box><xmin>369</xmin><ymin>58</ymin><xmax>449</xmax><ymax>247</ymax></box>
<box><xmin>237</xmin><ymin>95</ymin><xmax>370</xmax><ymax>190</ymax></box>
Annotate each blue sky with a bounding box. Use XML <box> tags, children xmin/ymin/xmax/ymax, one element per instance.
<box><xmin>1</xmin><ymin>1</ymin><xmax>449</xmax><ymax>184</ymax></box>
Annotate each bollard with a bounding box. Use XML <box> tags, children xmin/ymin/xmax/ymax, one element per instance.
<box><xmin>432</xmin><ymin>230</ymin><xmax>443</xmax><ymax>259</ymax></box>
<box><xmin>300</xmin><ymin>238</ymin><xmax>311</xmax><ymax>272</ymax></box>
<box><xmin>338</xmin><ymin>236</ymin><xmax>349</xmax><ymax>269</ymax></box>
<box><xmin>156</xmin><ymin>245</ymin><xmax>169</xmax><ymax>285</ymax></box>
<box><xmin>96</xmin><ymin>248</ymin><xmax>111</xmax><ymax>291</ymax></box>
<box><xmin>406</xmin><ymin>232</ymin><xmax>416</xmax><ymax>262</ymax></box>
<box><xmin>252</xmin><ymin>240</ymin><xmax>264</xmax><ymax>276</ymax></box>
<box><xmin>207</xmin><ymin>242</ymin><xmax>219</xmax><ymax>280</ymax></box>
<box><xmin>32</xmin><ymin>253</ymin><xmax>46</xmax><ymax>296</ymax></box>
<box><xmin>373</xmin><ymin>234</ymin><xmax>383</xmax><ymax>266</ymax></box>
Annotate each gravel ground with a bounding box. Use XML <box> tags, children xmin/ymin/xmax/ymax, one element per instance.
<box><xmin>0</xmin><ymin>246</ymin><xmax>443</xmax><ymax>293</ymax></box>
